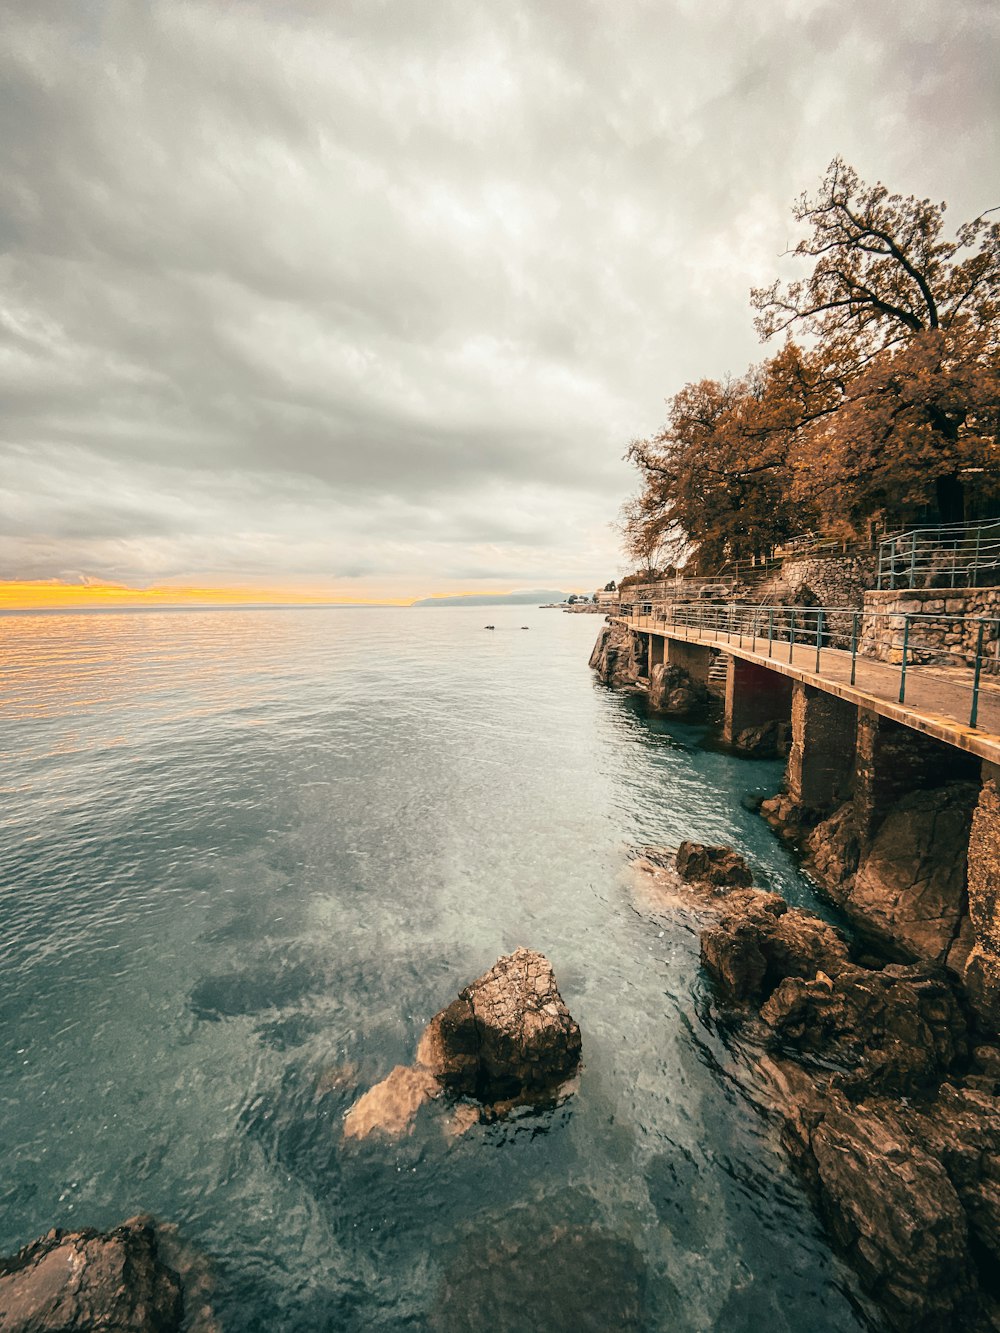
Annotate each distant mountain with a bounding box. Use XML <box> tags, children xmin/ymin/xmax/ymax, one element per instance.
<box><xmin>411</xmin><ymin>589</ymin><xmax>568</xmax><ymax>607</ymax></box>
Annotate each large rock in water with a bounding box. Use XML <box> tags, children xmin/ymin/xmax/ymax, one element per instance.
<box><xmin>675</xmin><ymin>841</ymin><xmax>753</xmax><ymax>888</ymax></box>
<box><xmin>0</xmin><ymin>1217</ymin><xmax>184</xmax><ymax>1332</ymax></box>
<box><xmin>421</xmin><ymin>948</ymin><xmax>582</xmax><ymax>1104</ymax></box>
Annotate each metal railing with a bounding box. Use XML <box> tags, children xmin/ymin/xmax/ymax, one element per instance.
<box><xmin>618</xmin><ymin>600</ymin><xmax>1000</xmax><ymax>730</ymax></box>
<box><xmin>877</xmin><ymin>519</ymin><xmax>1000</xmax><ymax>589</ymax></box>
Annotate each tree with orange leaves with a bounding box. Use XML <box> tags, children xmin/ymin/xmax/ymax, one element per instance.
<box><xmin>622</xmin><ymin>158</ymin><xmax>1000</xmax><ymax>570</ymax></box>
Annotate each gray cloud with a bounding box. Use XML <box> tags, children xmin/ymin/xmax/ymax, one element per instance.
<box><xmin>1</xmin><ymin>0</ymin><xmax>998</xmax><ymax>597</ymax></box>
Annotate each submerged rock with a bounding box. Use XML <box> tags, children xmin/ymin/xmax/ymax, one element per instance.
<box><xmin>343</xmin><ymin>948</ymin><xmax>581</xmax><ymax>1139</ymax></box>
<box><xmin>431</xmin><ymin>1222</ymin><xmax>647</xmax><ymax>1333</ymax></box>
<box><xmin>0</xmin><ymin>1216</ymin><xmax>184</xmax><ymax>1333</ymax></box>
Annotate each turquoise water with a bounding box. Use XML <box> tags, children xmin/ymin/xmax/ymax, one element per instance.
<box><xmin>0</xmin><ymin>607</ymin><xmax>869</xmax><ymax>1330</ymax></box>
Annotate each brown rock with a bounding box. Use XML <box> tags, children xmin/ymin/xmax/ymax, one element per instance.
<box><xmin>589</xmin><ymin>622</ymin><xmax>644</xmax><ymax>688</ymax></box>
<box><xmin>342</xmin><ymin>1063</ymin><xmax>441</xmax><ymax>1140</ymax></box>
<box><xmin>804</xmin><ymin>802</ymin><xmax>860</xmax><ymax>888</ymax></box>
<box><xmin>700</xmin><ymin>889</ymin><xmax>848</xmax><ymax>1004</ymax></box>
<box><xmin>844</xmin><ymin>783</ymin><xmax>978</xmax><ymax>961</ymax></box>
<box><xmin>648</xmin><ymin>663</ymin><xmax>708</xmax><ymax>715</ymax></box>
<box><xmin>422</xmin><ymin>948</ymin><xmax>581</xmax><ymax>1104</ymax></box>
<box><xmin>0</xmin><ymin>1217</ymin><xmax>184</xmax><ymax>1333</ymax></box>
<box><xmin>733</xmin><ymin>719</ymin><xmax>791</xmax><ymax>758</ymax></box>
<box><xmin>798</xmin><ymin>1091</ymin><xmax>978</xmax><ymax>1332</ymax></box>
<box><xmin>675</xmin><ymin>841</ymin><xmax>753</xmax><ymax>888</ymax></box>
<box><xmin>761</xmin><ymin>962</ymin><xmax>967</xmax><ymax>1096</ymax></box>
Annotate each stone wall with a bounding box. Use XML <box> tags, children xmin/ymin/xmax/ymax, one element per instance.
<box><xmin>754</xmin><ymin>553</ymin><xmax>878</xmax><ymax>610</ymax></box>
<box><xmin>861</xmin><ymin>586</ymin><xmax>1000</xmax><ymax>667</ymax></box>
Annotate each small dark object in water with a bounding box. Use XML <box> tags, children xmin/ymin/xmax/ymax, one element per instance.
<box><xmin>484</xmin><ymin>625</ymin><xmax>495</xmax><ymax>630</ymax></box>
<box><xmin>521</xmin><ymin>626</ymin><xmax>530</xmax><ymax>630</ymax></box>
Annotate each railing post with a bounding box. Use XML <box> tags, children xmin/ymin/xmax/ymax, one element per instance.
<box><xmin>970</xmin><ymin>619</ymin><xmax>986</xmax><ymax>728</ymax></box>
<box><xmin>788</xmin><ymin>609</ymin><xmax>796</xmax><ymax>664</ymax></box>
<box><xmin>850</xmin><ymin>611</ymin><xmax>858</xmax><ymax>686</ymax></box>
<box><xmin>815</xmin><ymin>609</ymin><xmax>824</xmax><ymax>673</ymax></box>
<box><xmin>768</xmin><ymin>608</ymin><xmax>774</xmax><ymax>658</ymax></box>
<box><xmin>974</xmin><ymin>526</ymin><xmax>982</xmax><ymax>587</ymax></box>
<box><xmin>909</xmin><ymin>536</ymin><xmax>916</xmax><ymax>589</ymax></box>
<box><xmin>898</xmin><ymin>614</ymin><xmax>910</xmax><ymax>703</ymax></box>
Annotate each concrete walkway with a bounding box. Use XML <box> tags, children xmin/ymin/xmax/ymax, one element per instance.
<box><xmin>618</xmin><ymin>614</ymin><xmax>1000</xmax><ymax>766</ymax></box>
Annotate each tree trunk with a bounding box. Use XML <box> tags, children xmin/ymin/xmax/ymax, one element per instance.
<box><xmin>935</xmin><ymin>473</ymin><xmax>965</xmax><ymax>526</ymax></box>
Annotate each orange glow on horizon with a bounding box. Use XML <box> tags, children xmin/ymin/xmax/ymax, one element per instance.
<box><xmin>0</xmin><ymin>580</ymin><xmax>413</xmax><ymax>611</ymax></box>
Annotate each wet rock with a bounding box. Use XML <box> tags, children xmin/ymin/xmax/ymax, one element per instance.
<box><xmin>700</xmin><ymin>889</ymin><xmax>848</xmax><ymax>1004</ymax></box>
<box><xmin>761</xmin><ymin>961</ymin><xmax>967</xmax><ymax>1095</ymax></box>
<box><xmin>759</xmin><ymin>792</ymin><xmax>819</xmax><ymax>843</ymax></box>
<box><xmin>675</xmin><ymin>841</ymin><xmax>753</xmax><ymax>888</ymax></box>
<box><xmin>422</xmin><ymin>948</ymin><xmax>581</xmax><ymax>1104</ymax></box>
<box><xmin>784</xmin><ymin>1086</ymin><xmax>980</xmax><ymax>1333</ymax></box>
<box><xmin>0</xmin><ymin>1216</ymin><xmax>184</xmax><ymax>1333</ymax></box>
<box><xmin>343</xmin><ymin>949</ymin><xmax>581</xmax><ymax>1139</ymax></box>
<box><xmin>647</xmin><ymin>663</ymin><xmax>709</xmax><ymax>715</ymax></box>
<box><xmin>342</xmin><ymin>1064</ymin><xmax>440</xmax><ymax>1140</ymax></box>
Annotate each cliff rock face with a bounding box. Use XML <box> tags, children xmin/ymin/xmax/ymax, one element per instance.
<box><xmin>589</xmin><ymin>622</ymin><xmax>643</xmax><ymax>687</ymax></box>
<box><xmin>841</xmin><ymin>784</ymin><xmax>977</xmax><ymax>961</ymax></box>
<box><xmin>966</xmin><ymin>776</ymin><xmax>1000</xmax><ymax>1032</ymax></box>
<box><xmin>699</xmin><ymin>889</ymin><xmax>999</xmax><ymax>1331</ymax></box>
<box><xmin>0</xmin><ymin>1217</ymin><xmax>184</xmax><ymax>1333</ymax></box>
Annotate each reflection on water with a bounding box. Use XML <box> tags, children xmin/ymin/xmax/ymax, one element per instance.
<box><xmin>0</xmin><ymin>608</ymin><xmax>869</xmax><ymax>1330</ymax></box>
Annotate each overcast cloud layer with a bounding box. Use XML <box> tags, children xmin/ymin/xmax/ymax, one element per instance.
<box><xmin>2</xmin><ymin>1</ymin><xmax>999</xmax><ymax>598</ymax></box>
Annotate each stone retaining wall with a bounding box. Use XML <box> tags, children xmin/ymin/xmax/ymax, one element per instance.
<box><xmin>861</xmin><ymin>587</ymin><xmax>1000</xmax><ymax>667</ymax></box>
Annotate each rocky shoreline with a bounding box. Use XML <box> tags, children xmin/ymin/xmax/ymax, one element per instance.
<box><xmin>598</xmin><ymin>614</ymin><xmax>1000</xmax><ymax>1332</ymax></box>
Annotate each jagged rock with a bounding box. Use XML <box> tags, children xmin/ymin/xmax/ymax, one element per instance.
<box><xmin>675</xmin><ymin>841</ymin><xmax>753</xmax><ymax>888</ymax></box>
<box><xmin>842</xmin><ymin>783</ymin><xmax>978</xmax><ymax>961</ymax></box>
<box><xmin>344</xmin><ymin>949</ymin><xmax>582</xmax><ymax>1139</ymax></box>
<box><xmin>761</xmin><ymin>961</ymin><xmax>967</xmax><ymax>1095</ymax></box>
<box><xmin>783</xmin><ymin>1086</ymin><xmax>980</xmax><ymax>1333</ymax></box>
<box><xmin>421</xmin><ymin>948</ymin><xmax>581</xmax><ymax>1104</ymax></box>
<box><xmin>647</xmin><ymin>663</ymin><xmax>709</xmax><ymax>715</ymax></box>
<box><xmin>589</xmin><ymin>622</ymin><xmax>643</xmax><ymax>688</ymax></box>
<box><xmin>700</xmin><ymin>889</ymin><xmax>849</xmax><ymax>1003</ymax></box>
<box><xmin>0</xmin><ymin>1216</ymin><xmax>184</xmax><ymax>1333</ymax></box>
<box><xmin>804</xmin><ymin>802</ymin><xmax>860</xmax><ymax>888</ymax></box>
<box><xmin>759</xmin><ymin>792</ymin><xmax>819</xmax><ymax>843</ymax></box>
<box><xmin>733</xmin><ymin>719</ymin><xmax>791</xmax><ymax>758</ymax></box>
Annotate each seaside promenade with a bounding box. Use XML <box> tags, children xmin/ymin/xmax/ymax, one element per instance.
<box><xmin>616</xmin><ymin>610</ymin><xmax>1000</xmax><ymax>763</ymax></box>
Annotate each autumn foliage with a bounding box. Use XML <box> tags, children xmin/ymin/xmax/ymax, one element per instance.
<box><xmin>624</xmin><ymin>159</ymin><xmax>1000</xmax><ymax>571</ymax></box>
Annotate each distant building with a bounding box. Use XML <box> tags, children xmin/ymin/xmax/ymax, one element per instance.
<box><xmin>594</xmin><ymin>589</ymin><xmax>620</xmax><ymax>607</ymax></box>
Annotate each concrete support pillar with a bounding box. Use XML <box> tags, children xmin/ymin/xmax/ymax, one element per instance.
<box><xmin>965</xmin><ymin>761</ymin><xmax>1000</xmax><ymax>1034</ymax></box>
<box><xmin>649</xmin><ymin>635</ymin><xmax>665</xmax><ymax>671</ymax></box>
<box><xmin>665</xmin><ymin>639</ymin><xmax>713</xmax><ymax>685</ymax></box>
<box><xmin>723</xmin><ymin>658</ymin><xmax>793</xmax><ymax>746</ymax></box>
<box><xmin>853</xmin><ymin>710</ymin><xmax>980</xmax><ymax>845</ymax></box>
<box><xmin>786</xmin><ymin>683</ymin><xmax>857</xmax><ymax>815</ymax></box>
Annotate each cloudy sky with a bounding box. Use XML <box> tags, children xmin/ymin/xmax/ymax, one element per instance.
<box><xmin>2</xmin><ymin>0</ymin><xmax>998</xmax><ymax>603</ymax></box>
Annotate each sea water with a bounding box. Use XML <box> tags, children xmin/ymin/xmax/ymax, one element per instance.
<box><xmin>0</xmin><ymin>607</ymin><xmax>870</xmax><ymax>1330</ymax></box>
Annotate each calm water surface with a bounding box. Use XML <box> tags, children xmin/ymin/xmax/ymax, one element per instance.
<box><xmin>0</xmin><ymin>607</ymin><xmax>869</xmax><ymax>1331</ymax></box>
